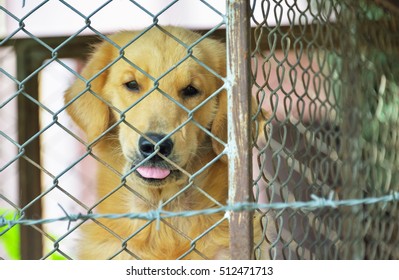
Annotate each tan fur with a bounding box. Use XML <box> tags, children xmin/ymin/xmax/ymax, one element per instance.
<box><xmin>65</xmin><ymin>26</ymin><xmax>268</xmax><ymax>260</ymax></box>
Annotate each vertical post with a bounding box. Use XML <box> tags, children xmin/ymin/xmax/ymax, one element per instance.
<box><xmin>338</xmin><ymin>7</ymin><xmax>365</xmax><ymax>259</ymax></box>
<box><xmin>226</xmin><ymin>0</ymin><xmax>254</xmax><ymax>259</ymax></box>
<box><xmin>16</xmin><ymin>40</ymin><xmax>44</xmax><ymax>259</ymax></box>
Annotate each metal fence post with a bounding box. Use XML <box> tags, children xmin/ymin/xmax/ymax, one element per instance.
<box><xmin>226</xmin><ymin>0</ymin><xmax>254</xmax><ymax>259</ymax></box>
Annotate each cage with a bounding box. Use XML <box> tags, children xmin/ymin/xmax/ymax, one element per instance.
<box><xmin>0</xmin><ymin>0</ymin><xmax>398</xmax><ymax>260</ymax></box>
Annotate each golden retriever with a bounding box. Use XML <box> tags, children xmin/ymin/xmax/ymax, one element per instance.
<box><xmin>65</xmin><ymin>26</ymin><xmax>268</xmax><ymax>260</ymax></box>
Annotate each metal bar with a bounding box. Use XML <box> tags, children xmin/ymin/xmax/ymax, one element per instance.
<box><xmin>226</xmin><ymin>0</ymin><xmax>254</xmax><ymax>259</ymax></box>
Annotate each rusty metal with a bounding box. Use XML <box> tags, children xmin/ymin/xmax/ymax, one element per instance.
<box><xmin>226</xmin><ymin>0</ymin><xmax>254</xmax><ymax>260</ymax></box>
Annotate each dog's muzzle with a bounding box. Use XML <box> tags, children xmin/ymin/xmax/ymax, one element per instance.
<box><xmin>134</xmin><ymin>133</ymin><xmax>174</xmax><ymax>180</ymax></box>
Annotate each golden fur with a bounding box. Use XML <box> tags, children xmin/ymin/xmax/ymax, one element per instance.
<box><xmin>65</xmin><ymin>26</ymin><xmax>268</xmax><ymax>260</ymax></box>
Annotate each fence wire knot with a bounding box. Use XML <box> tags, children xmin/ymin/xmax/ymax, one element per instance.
<box><xmin>309</xmin><ymin>192</ymin><xmax>337</xmax><ymax>209</ymax></box>
<box><xmin>147</xmin><ymin>202</ymin><xmax>163</xmax><ymax>230</ymax></box>
<box><xmin>0</xmin><ymin>214</ymin><xmax>11</xmax><ymax>228</ymax></box>
<box><xmin>0</xmin><ymin>210</ymin><xmax>21</xmax><ymax>229</ymax></box>
<box><xmin>58</xmin><ymin>203</ymin><xmax>85</xmax><ymax>230</ymax></box>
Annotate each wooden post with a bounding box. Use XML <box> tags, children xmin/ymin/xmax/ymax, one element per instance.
<box><xmin>226</xmin><ymin>0</ymin><xmax>254</xmax><ymax>259</ymax></box>
<box><xmin>16</xmin><ymin>39</ymin><xmax>45</xmax><ymax>259</ymax></box>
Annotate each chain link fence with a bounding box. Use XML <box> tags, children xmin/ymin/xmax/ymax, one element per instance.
<box><xmin>251</xmin><ymin>0</ymin><xmax>399</xmax><ymax>259</ymax></box>
<box><xmin>1</xmin><ymin>0</ymin><xmax>399</xmax><ymax>260</ymax></box>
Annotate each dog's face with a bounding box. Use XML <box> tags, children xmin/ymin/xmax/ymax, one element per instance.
<box><xmin>65</xmin><ymin>27</ymin><xmax>227</xmax><ymax>188</ymax></box>
<box><xmin>106</xmin><ymin>30</ymin><xmax>226</xmax><ymax>186</ymax></box>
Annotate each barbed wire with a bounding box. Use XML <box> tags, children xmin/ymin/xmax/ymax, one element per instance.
<box><xmin>1</xmin><ymin>191</ymin><xmax>398</xmax><ymax>231</ymax></box>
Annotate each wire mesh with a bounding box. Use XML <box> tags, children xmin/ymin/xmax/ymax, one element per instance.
<box><xmin>0</xmin><ymin>0</ymin><xmax>399</xmax><ymax>260</ymax></box>
<box><xmin>251</xmin><ymin>0</ymin><xmax>399</xmax><ymax>259</ymax></box>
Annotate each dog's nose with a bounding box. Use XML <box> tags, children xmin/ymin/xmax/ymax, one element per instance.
<box><xmin>139</xmin><ymin>133</ymin><xmax>173</xmax><ymax>158</ymax></box>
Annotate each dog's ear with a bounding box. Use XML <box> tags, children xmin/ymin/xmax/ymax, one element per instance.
<box><xmin>211</xmin><ymin>92</ymin><xmax>270</xmax><ymax>163</ymax></box>
<box><xmin>251</xmin><ymin>96</ymin><xmax>271</xmax><ymax>147</ymax></box>
<box><xmin>64</xmin><ymin>40</ymin><xmax>116</xmax><ymax>143</ymax></box>
<box><xmin>206</xmin><ymin>37</ymin><xmax>270</xmax><ymax>162</ymax></box>
<box><xmin>210</xmin><ymin>90</ymin><xmax>228</xmax><ymax>162</ymax></box>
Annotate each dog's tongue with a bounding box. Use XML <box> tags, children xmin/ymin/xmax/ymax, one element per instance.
<box><xmin>136</xmin><ymin>166</ymin><xmax>171</xmax><ymax>180</ymax></box>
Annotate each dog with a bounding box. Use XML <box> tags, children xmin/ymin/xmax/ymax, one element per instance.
<box><xmin>64</xmin><ymin>26</ymin><xmax>269</xmax><ymax>259</ymax></box>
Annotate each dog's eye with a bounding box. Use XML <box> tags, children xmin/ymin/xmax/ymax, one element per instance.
<box><xmin>124</xmin><ymin>80</ymin><xmax>140</xmax><ymax>92</ymax></box>
<box><xmin>182</xmin><ymin>85</ymin><xmax>200</xmax><ymax>98</ymax></box>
